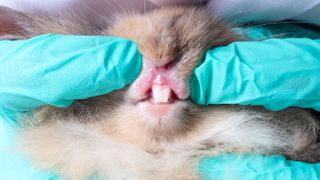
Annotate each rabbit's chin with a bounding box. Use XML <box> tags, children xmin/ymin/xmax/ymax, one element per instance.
<box><xmin>132</xmin><ymin>99</ymin><xmax>191</xmax><ymax>134</ymax></box>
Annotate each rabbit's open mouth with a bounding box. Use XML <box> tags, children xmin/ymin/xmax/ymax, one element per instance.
<box><xmin>129</xmin><ymin>59</ymin><xmax>189</xmax><ymax>101</ymax></box>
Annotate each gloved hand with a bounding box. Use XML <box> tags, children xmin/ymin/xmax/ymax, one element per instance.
<box><xmin>0</xmin><ymin>34</ymin><xmax>142</xmax><ymax>112</ymax></box>
<box><xmin>0</xmin><ymin>34</ymin><xmax>142</xmax><ymax>179</ymax></box>
<box><xmin>190</xmin><ymin>25</ymin><xmax>320</xmax><ymax>111</ymax></box>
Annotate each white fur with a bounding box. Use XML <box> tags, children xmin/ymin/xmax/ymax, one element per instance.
<box><xmin>18</xmin><ymin>108</ymin><xmax>306</xmax><ymax>179</ymax></box>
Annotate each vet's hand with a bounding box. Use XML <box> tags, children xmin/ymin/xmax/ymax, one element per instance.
<box><xmin>0</xmin><ymin>34</ymin><xmax>142</xmax><ymax>112</ymax></box>
<box><xmin>190</xmin><ymin>26</ymin><xmax>320</xmax><ymax>111</ymax></box>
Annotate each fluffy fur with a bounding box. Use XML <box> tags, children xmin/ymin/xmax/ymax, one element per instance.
<box><xmin>0</xmin><ymin>5</ymin><xmax>319</xmax><ymax>179</ymax></box>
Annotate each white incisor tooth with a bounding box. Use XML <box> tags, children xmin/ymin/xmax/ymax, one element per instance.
<box><xmin>152</xmin><ymin>84</ymin><xmax>171</xmax><ymax>103</ymax></box>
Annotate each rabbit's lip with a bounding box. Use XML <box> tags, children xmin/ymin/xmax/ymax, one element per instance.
<box><xmin>138</xmin><ymin>101</ymin><xmax>176</xmax><ymax>116</ymax></box>
<box><xmin>135</xmin><ymin>98</ymin><xmax>186</xmax><ymax>118</ymax></box>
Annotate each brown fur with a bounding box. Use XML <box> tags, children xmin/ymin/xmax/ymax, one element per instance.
<box><xmin>1</xmin><ymin>5</ymin><xmax>319</xmax><ymax>179</ymax></box>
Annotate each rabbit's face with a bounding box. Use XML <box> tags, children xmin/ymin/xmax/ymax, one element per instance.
<box><xmin>106</xmin><ymin>7</ymin><xmax>238</xmax><ymax>135</ymax></box>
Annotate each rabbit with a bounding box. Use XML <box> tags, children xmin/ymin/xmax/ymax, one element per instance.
<box><xmin>0</xmin><ymin>5</ymin><xmax>319</xmax><ymax>179</ymax></box>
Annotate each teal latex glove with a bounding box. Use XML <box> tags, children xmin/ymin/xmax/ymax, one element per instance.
<box><xmin>191</xmin><ymin>28</ymin><xmax>320</xmax><ymax>111</ymax></box>
<box><xmin>198</xmin><ymin>154</ymin><xmax>320</xmax><ymax>180</ymax></box>
<box><xmin>0</xmin><ymin>34</ymin><xmax>142</xmax><ymax>112</ymax></box>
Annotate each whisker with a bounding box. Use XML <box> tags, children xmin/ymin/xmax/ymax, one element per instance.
<box><xmin>76</xmin><ymin>2</ymin><xmax>113</xmax><ymax>25</ymax></box>
<box><xmin>105</xmin><ymin>0</ymin><xmax>133</xmax><ymax>15</ymax></box>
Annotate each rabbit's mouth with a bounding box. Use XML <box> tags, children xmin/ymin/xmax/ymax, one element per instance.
<box><xmin>128</xmin><ymin>58</ymin><xmax>190</xmax><ymax>117</ymax></box>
